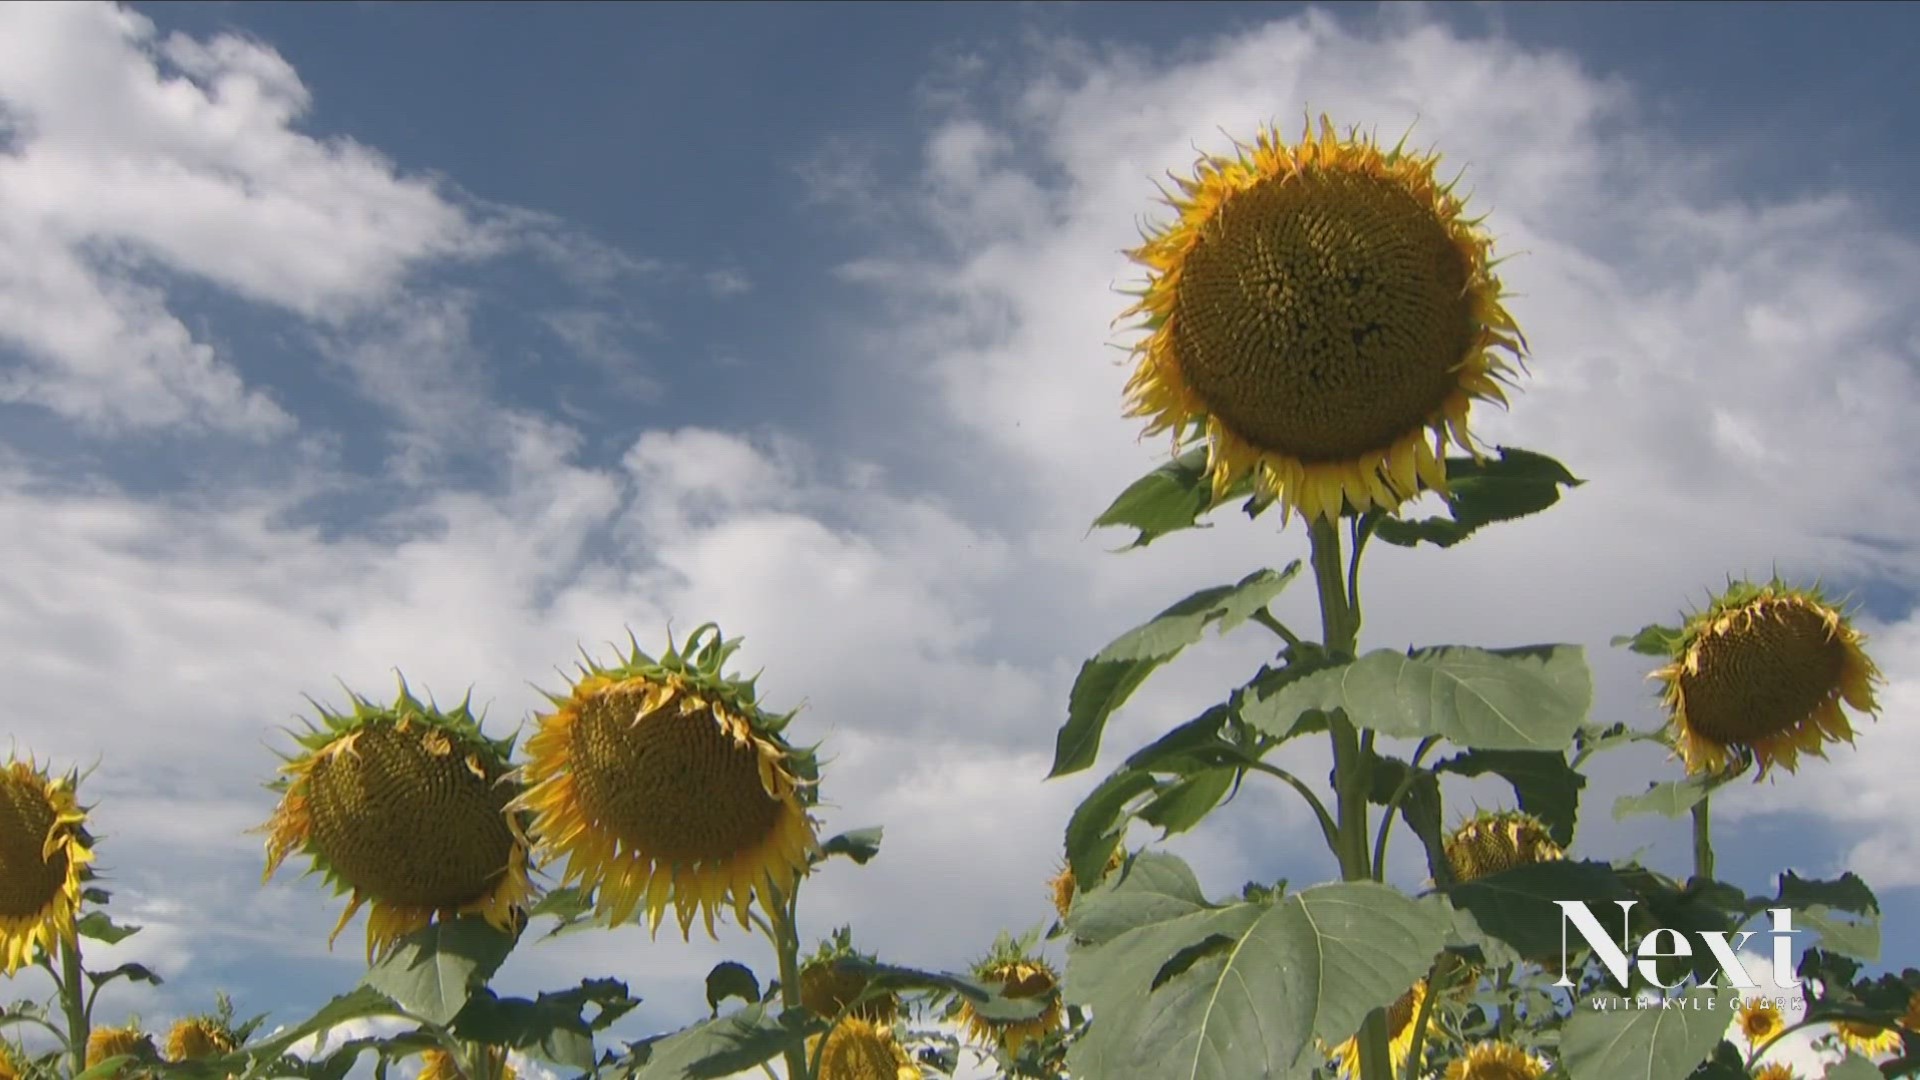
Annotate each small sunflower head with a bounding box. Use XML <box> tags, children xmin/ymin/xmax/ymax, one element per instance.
<box><xmin>1835</xmin><ymin>1019</ymin><xmax>1903</xmax><ymax>1058</ymax></box>
<box><xmin>805</xmin><ymin>1017</ymin><xmax>920</xmax><ymax>1080</ymax></box>
<box><xmin>1048</xmin><ymin>846</ymin><xmax>1126</xmax><ymax>921</ymax></box>
<box><xmin>1444</xmin><ymin>810</ymin><xmax>1564</xmax><ymax>883</ymax></box>
<box><xmin>1751</xmin><ymin>1065</ymin><xmax>1801</xmax><ymax>1080</ymax></box>
<box><xmin>1652</xmin><ymin>580</ymin><xmax>1883</xmax><ymax>779</ymax></box>
<box><xmin>418</xmin><ymin>1046</ymin><xmax>517</xmax><ymax>1080</ymax></box>
<box><xmin>86</xmin><ymin>1025</ymin><xmax>157</xmax><ymax>1077</ymax></box>
<box><xmin>958</xmin><ymin>936</ymin><xmax>1063</xmax><ymax>1059</ymax></box>
<box><xmin>164</xmin><ymin>1015</ymin><xmax>237</xmax><ymax>1062</ymax></box>
<box><xmin>510</xmin><ymin>624</ymin><xmax>820</xmax><ymax>940</ymax></box>
<box><xmin>0</xmin><ymin>757</ymin><xmax>93</xmax><ymax>976</ymax></box>
<box><xmin>1443</xmin><ymin>1040</ymin><xmax>1546</xmax><ymax>1080</ymax></box>
<box><xmin>258</xmin><ymin>680</ymin><xmax>535</xmax><ymax>964</ymax></box>
<box><xmin>1332</xmin><ymin>981</ymin><xmax>1427</xmax><ymax>1079</ymax></box>
<box><xmin>1120</xmin><ymin>115</ymin><xmax>1526</xmax><ymax>525</ymax></box>
<box><xmin>1736</xmin><ymin>999</ymin><xmax>1785</xmax><ymax>1045</ymax></box>
<box><xmin>801</xmin><ymin>929</ymin><xmax>899</xmax><ymax>1024</ymax></box>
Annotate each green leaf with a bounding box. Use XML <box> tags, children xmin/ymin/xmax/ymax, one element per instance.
<box><xmin>1613</xmin><ymin>623</ymin><xmax>1685</xmax><ymax>658</ymax></box>
<box><xmin>1369</xmin><ymin>756</ymin><xmax>1449</xmax><ymax>884</ymax></box>
<box><xmin>1776</xmin><ymin>872</ymin><xmax>1879</xmax><ymax>915</ymax></box>
<box><xmin>1443</xmin><ymin>860</ymin><xmax>1639</xmax><ymax>965</ymax></box>
<box><xmin>1092</xmin><ymin>447</ymin><xmax>1252</xmax><ymax>548</ymax></box>
<box><xmin>241</xmin><ymin>987</ymin><xmax>404</xmax><ymax>1061</ymax></box>
<box><xmin>1560</xmin><ymin>984</ymin><xmax>1742</xmax><ymax>1080</ymax></box>
<box><xmin>1821</xmin><ymin>1056</ymin><xmax>1885</xmax><ymax>1080</ymax></box>
<box><xmin>1051</xmin><ymin>566</ymin><xmax>1300</xmax><ymax>776</ymax></box>
<box><xmin>1137</xmin><ymin>769</ymin><xmax>1237</xmax><ymax>839</ymax></box>
<box><xmin>71</xmin><ymin>1056</ymin><xmax>134</xmax><ymax>1080</ymax></box>
<box><xmin>1613</xmin><ymin>776</ymin><xmax>1716</xmax><ymax>821</ymax></box>
<box><xmin>1252</xmin><ymin>645</ymin><xmax>1592</xmax><ymax>751</ymax></box>
<box><xmin>1065</xmin><ymin>852</ymin><xmax>1215</xmax><ymax>946</ymax></box>
<box><xmin>818</xmin><ymin>827</ymin><xmax>884</xmax><ymax>866</ymax></box>
<box><xmin>1064</xmin><ymin>768</ymin><xmax>1157</xmax><ymax>885</ymax></box>
<box><xmin>360</xmin><ymin>917</ymin><xmax>516</xmax><ymax>1027</ymax></box>
<box><xmin>625</xmin><ymin>1003</ymin><xmax>818</xmax><ymax>1079</ymax></box>
<box><xmin>1123</xmin><ymin>705</ymin><xmax>1256</xmax><ymax>773</ymax></box>
<box><xmin>1066</xmin><ymin>879</ymin><xmax>1452</xmax><ymax>1080</ymax></box>
<box><xmin>705</xmin><ymin>962</ymin><xmax>760</xmax><ymax>1014</ymax></box>
<box><xmin>84</xmin><ymin>962</ymin><xmax>162</xmax><ymax>988</ymax></box>
<box><xmin>452</xmin><ymin>980</ymin><xmax>639</xmax><ymax>1069</ymax></box>
<box><xmin>1371</xmin><ymin>447</ymin><xmax>1583</xmax><ymax>549</ymax></box>
<box><xmin>832</xmin><ymin>958</ymin><xmax>1044</xmax><ymax>1022</ymax></box>
<box><xmin>1435</xmin><ymin>749</ymin><xmax>1586</xmax><ymax>847</ymax></box>
<box><xmin>74</xmin><ymin>911</ymin><xmax>140</xmax><ymax>945</ymax></box>
<box><xmin>1800</xmin><ymin>906</ymin><xmax>1880</xmax><ymax>961</ymax></box>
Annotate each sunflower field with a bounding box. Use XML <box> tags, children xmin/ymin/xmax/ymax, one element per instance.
<box><xmin>2</xmin><ymin>116</ymin><xmax>1914</xmax><ymax>1080</ymax></box>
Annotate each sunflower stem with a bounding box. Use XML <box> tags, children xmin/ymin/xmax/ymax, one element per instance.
<box><xmin>765</xmin><ymin>890</ymin><xmax>812</xmax><ymax>1080</ymax></box>
<box><xmin>60</xmin><ymin>936</ymin><xmax>88</xmax><ymax>1076</ymax></box>
<box><xmin>1309</xmin><ymin>517</ymin><xmax>1393</xmax><ymax>1080</ymax></box>
<box><xmin>1692</xmin><ymin>795</ymin><xmax>1715</xmax><ymax>881</ymax></box>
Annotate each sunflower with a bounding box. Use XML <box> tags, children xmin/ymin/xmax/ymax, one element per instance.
<box><xmin>1332</xmin><ymin>981</ymin><xmax>1427</xmax><ymax>1079</ymax></box>
<box><xmin>958</xmin><ymin>939</ymin><xmax>1063</xmax><ymax>1059</ymax></box>
<box><xmin>805</xmin><ymin>1017</ymin><xmax>919</xmax><ymax>1080</ymax></box>
<box><xmin>801</xmin><ymin>930</ymin><xmax>899</xmax><ymax>1024</ymax></box>
<box><xmin>0</xmin><ymin>1039</ymin><xmax>23</xmax><ymax>1080</ymax></box>
<box><xmin>164</xmin><ymin>1015</ymin><xmax>236</xmax><ymax>1061</ymax></box>
<box><xmin>259</xmin><ymin>682</ymin><xmax>535</xmax><ymax>963</ymax></box>
<box><xmin>1651</xmin><ymin>580</ymin><xmax>1882</xmax><ymax>778</ymax></box>
<box><xmin>86</xmin><ymin>1025</ymin><xmax>156</xmax><ymax>1078</ymax></box>
<box><xmin>1751</xmin><ymin>1065</ymin><xmax>1800</xmax><ymax>1080</ymax></box>
<box><xmin>418</xmin><ymin>1046</ymin><xmax>516</xmax><ymax>1080</ymax></box>
<box><xmin>0</xmin><ymin>758</ymin><xmax>93</xmax><ymax>977</ymax></box>
<box><xmin>1048</xmin><ymin>846</ymin><xmax>1127</xmax><ymax>920</ymax></box>
<box><xmin>1835</xmin><ymin>1019</ymin><xmax>1903</xmax><ymax>1058</ymax></box>
<box><xmin>1444</xmin><ymin>810</ymin><xmax>1564</xmax><ymax>883</ymax></box>
<box><xmin>1735</xmin><ymin>999</ymin><xmax>1785</xmax><ymax>1045</ymax></box>
<box><xmin>1443</xmin><ymin>1040</ymin><xmax>1546</xmax><ymax>1080</ymax></box>
<box><xmin>510</xmin><ymin>625</ymin><xmax>819</xmax><ymax>939</ymax></box>
<box><xmin>1119</xmin><ymin>114</ymin><xmax>1525</xmax><ymax>524</ymax></box>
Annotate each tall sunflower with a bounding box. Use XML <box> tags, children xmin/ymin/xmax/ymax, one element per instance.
<box><xmin>0</xmin><ymin>758</ymin><xmax>93</xmax><ymax>977</ymax></box>
<box><xmin>958</xmin><ymin>938</ymin><xmax>1063</xmax><ymax>1059</ymax></box>
<box><xmin>1120</xmin><ymin>115</ymin><xmax>1525</xmax><ymax>524</ymax></box>
<box><xmin>1443</xmin><ymin>1040</ymin><xmax>1545</xmax><ymax>1080</ymax></box>
<box><xmin>1735</xmin><ymin>999</ymin><xmax>1785</xmax><ymax>1046</ymax></box>
<box><xmin>1652</xmin><ymin>580</ymin><xmax>1882</xmax><ymax>778</ymax></box>
<box><xmin>1332</xmin><ymin>981</ymin><xmax>1427</xmax><ymax>1079</ymax></box>
<box><xmin>259</xmin><ymin>682</ymin><xmax>535</xmax><ymax>963</ymax></box>
<box><xmin>510</xmin><ymin>625</ymin><xmax>819</xmax><ymax>939</ymax></box>
<box><xmin>805</xmin><ymin>1018</ymin><xmax>919</xmax><ymax>1080</ymax></box>
<box><xmin>1444</xmin><ymin>810</ymin><xmax>1563</xmax><ymax>882</ymax></box>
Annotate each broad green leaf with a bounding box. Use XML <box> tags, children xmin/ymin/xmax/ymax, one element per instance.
<box><xmin>1065</xmin><ymin>851</ymin><xmax>1213</xmax><ymax>946</ymax></box>
<box><xmin>453</xmin><ymin>980</ymin><xmax>639</xmax><ymax>1069</ymax></box>
<box><xmin>84</xmin><ymin>962</ymin><xmax>162</xmax><ymax>988</ymax></box>
<box><xmin>75</xmin><ymin>911</ymin><xmax>140</xmax><ymax>945</ymax></box>
<box><xmin>1372</xmin><ymin>447</ymin><xmax>1583</xmax><ymax>549</ymax></box>
<box><xmin>1613</xmin><ymin>775</ymin><xmax>1718</xmax><ymax>821</ymax></box>
<box><xmin>1092</xmin><ymin>447</ymin><xmax>1255</xmax><ymax>548</ymax></box>
<box><xmin>241</xmin><ymin>987</ymin><xmax>403</xmax><ymax>1061</ymax></box>
<box><xmin>1822</xmin><ymin>1056</ymin><xmax>1886</xmax><ymax>1080</ymax></box>
<box><xmin>1369</xmin><ymin>756</ymin><xmax>1449</xmax><ymax>885</ymax></box>
<box><xmin>1064</xmin><ymin>768</ymin><xmax>1156</xmax><ymax>885</ymax></box>
<box><xmin>72</xmin><ymin>1056</ymin><xmax>134</xmax><ymax>1080</ymax></box>
<box><xmin>1052</xmin><ymin>566</ymin><xmax>1300</xmax><ymax>776</ymax></box>
<box><xmin>1435</xmin><ymin>749</ymin><xmax>1585</xmax><ymax>846</ymax></box>
<box><xmin>1561</xmin><ymin>984</ymin><xmax>1741</xmax><ymax>1080</ymax></box>
<box><xmin>1252</xmin><ymin>645</ymin><xmax>1592</xmax><ymax>750</ymax></box>
<box><xmin>1444</xmin><ymin>860</ymin><xmax>1638</xmax><ymax>966</ymax></box>
<box><xmin>1776</xmin><ymin>872</ymin><xmax>1879</xmax><ymax>915</ymax></box>
<box><xmin>1800</xmin><ymin>906</ymin><xmax>1879</xmax><ymax>961</ymax></box>
<box><xmin>1067</xmin><ymin>881</ymin><xmax>1452</xmax><ymax>1080</ymax></box>
<box><xmin>1137</xmin><ymin>769</ymin><xmax>1237</xmax><ymax>839</ymax></box>
<box><xmin>817</xmin><ymin>827</ymin><xmax>884</xmax><ymax>866</ymax></box>
<box><xmin>626</xmin><ymin>1004</ymin><xmax>818</xmax><ymax>1080</ymax></box>
<box><xmin>705</xmin><ymin>962</ymin><xmax>760</xmax><ymax>1014</ymax></box>
<box><xmin>360</xmin><ymin>917</ymin><xmax>516</xmax><ymax>1027</ymax></box>
<box><xmin>1123</xmin><ymin>705</ymin><xmax>1255</xmax><ymax>773</ymax></box>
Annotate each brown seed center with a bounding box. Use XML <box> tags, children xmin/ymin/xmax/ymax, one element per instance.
<box><xmin>1679</xmin><ymin>600</ymin><xmax>1847</xmax><ymax>745</ymax></box>
<box><xmin>0</xmin><ymin>777</ymin><xmax>68</xmax><ymax>917</ymax></box>
<box><xmin>305</xmin><ymin>722</ymin><xmax>517</xmax><ymax>909</ymax></box>
<box><xmin>1170</xmin><ymin>169</ymin><xmax>1474</xmax><ymax>461</ymax></box>
<box><xmin>569</xmin><ymin>684</ymin><xmax>783</xmax><ymax>865</ymax></box>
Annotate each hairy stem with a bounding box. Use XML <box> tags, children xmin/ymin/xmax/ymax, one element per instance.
<box><xmin>61</xmin><ymin>936</ymin><xmax>88</xmax><ymax>1076</ymax></box>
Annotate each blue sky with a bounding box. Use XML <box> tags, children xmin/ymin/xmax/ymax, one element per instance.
<box><xmin>2</xmin><ymin>2</ymin><xmax>1917</xmax><ymax>1077</ymax></box>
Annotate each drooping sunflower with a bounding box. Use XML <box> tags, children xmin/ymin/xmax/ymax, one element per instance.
<box><xmin>1443</xmin><ymin>810</ymin><xmax>1564</xmax><ymax>883</ymax></box>
<box><xmin>1119</xmin><ymin>114</ymin><xmax>1526</xmax><ymax>524</ymax></box>
<box><xmin>418</xmin><ymin>1046</ymin><xmax>517</xmax><ymax>1080</ymax></box>
<box><xmin>1735</xmin><ymin>999</ymin><xmax>1785</xmax><ymax>1046</ymax></box>
<box><xmin>510</xmin><ymin>624</ymin><xmax>819</xmax><ymax>939</ymax></box>
<box><xmin>805</xmin><ymin>1017</ymin><xmax>920</xmax><ymax>1080</ymax></box>
<box><xmin>164</xmin><ymin>1015</ymin><xmax>236</xmax><ymax>1061</ymax></box>
<box><xmin>1651</xmin><ymin>580</ymin><xmax>1883</xmax><ymax>778</ymax></box>
<box><xmin>958</xmin><ymin>938</ymin><xmax>1063</xmax><ymax>1059</ymax></box>
<box><xmin>259</xmin><ymin>682</ymin><xmax>535</xmax><ymax>963</ymax></box>
<box><xmin>86</xmin><ymin>1025</ymin><xmax>157</xmax><ymax>1078</ymax></box>
<box><xmin>1047</xmin><ymin>846</ymin><xmax>1126</xmax><ymax>921</ymax></box>
<box><xmin>1835</xmin><ymin>1019</ymin><xmax>1903</xmax><ymax>1058</ymax></box>
<box><xmin>1751</xmin><ymin>1064</ymin><xmax>1801</xmax><ymax>1080</ymax></box>
<box><xmin>801</xmin><ymin>929</ymin><xmax>900</xmax><ymax>1024</ymax></box>
<box><xmin>0</xmin><ymin>757</ymin><xmax>93</xmax><ymax>977</ymax></box>
<box><xmin>1443</xmin><ymin>1040</ymin><xmax>1546</xmax><ymax>1080</ymax></box>
<box><xmin>1332</xmin><ymin>981</ymin><xmax>1427</xmax><ymax>1079</ymax></box>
